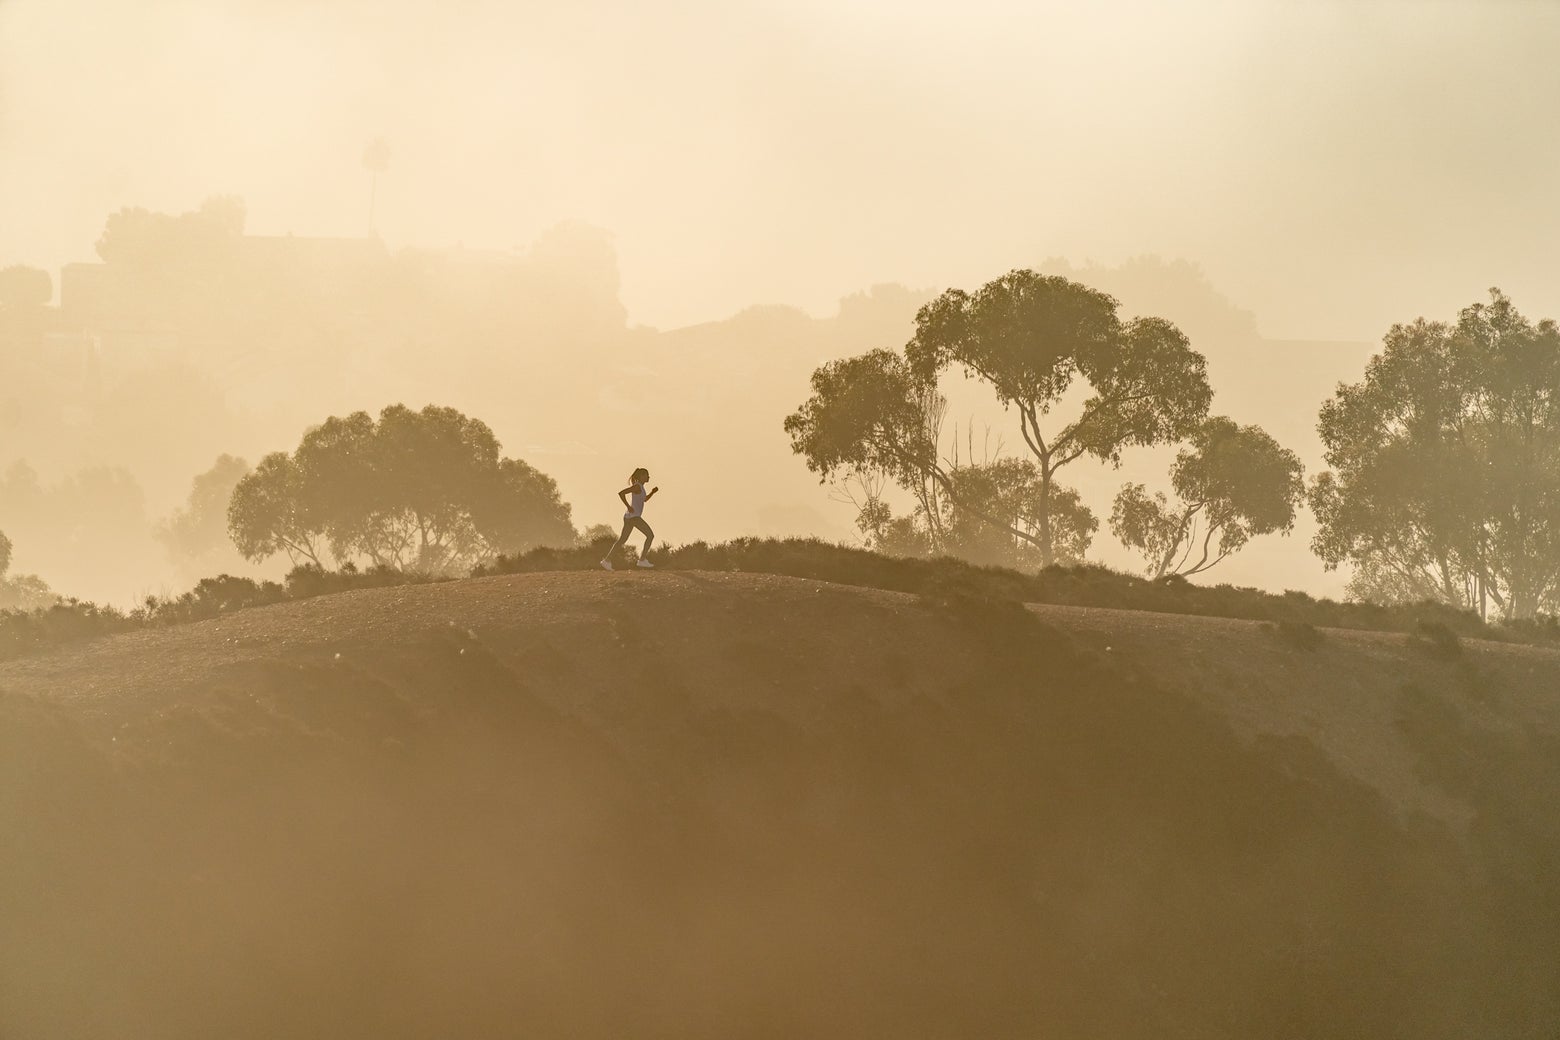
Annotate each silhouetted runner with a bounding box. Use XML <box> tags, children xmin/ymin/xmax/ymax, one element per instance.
<box><xmin>601</xmin><ymin>467</ymin><xmax>658</xmax><ymax>571</ymax></box>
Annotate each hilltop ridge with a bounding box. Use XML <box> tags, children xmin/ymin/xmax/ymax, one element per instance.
<box><xmin>4</xmin><ymin>570</ymin><xmax>1559</xmax><ymax>1038</ymax></box>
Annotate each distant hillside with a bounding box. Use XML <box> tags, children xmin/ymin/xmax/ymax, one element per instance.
<box><xmin>4</xmin><ymin>571</ymin><xmax>1559</xmax><ymax>1038</ymax></box>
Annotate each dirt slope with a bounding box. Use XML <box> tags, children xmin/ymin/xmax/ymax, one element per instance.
<box><xmin>4</xmin><ymin>571</ymin><xmax>1559</xmax><ymax>1039</ymax></box>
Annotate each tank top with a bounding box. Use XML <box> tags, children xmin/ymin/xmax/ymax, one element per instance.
<box><xmin>626</xmin><ymin>484</ymin><xmax>646</xmax><ymax>519</ymax></box>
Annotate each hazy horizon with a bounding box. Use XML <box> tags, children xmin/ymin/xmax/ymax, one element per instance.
<box><xmin>6</xmin><ymin>0</ymin><xmax>1559</xmax><ymax>339</ymax></box>
<box><xmin>10</xmin><ymin>7</ymin><xmax>1560</xmax><ymax>1036</ymax></box>
<box><xmin>5</xmin><ymin>0</ymin><xmax>1560</xmax><ymax>607</ymax></box>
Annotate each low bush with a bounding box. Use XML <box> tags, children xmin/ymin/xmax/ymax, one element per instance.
<box><xmin>1263</xmin><ymin>620</ymin><xmax>1326</xmax><ymax>652</ymax></box>
<box><xmin>1409</xmin><ymin>621</ymin><xmax>1464</xmax><ymax>662</ymax></box>
<box><xmin>4</xmin><ymin>537</ymin><xmax>1554</xmax><ymax>666</ymax></box>
<box><xmin>138</xmin><ymin>564</ymin><xmax>448</xmax><ymax>627</ymax></box>
<box><xmin>917</xmin><ymin>585</ymin><xmax>1050</xmax><ymax>647</ymax></box>
<box><xmin>487</xmin><ymin>537</ymin><xmax>1542</xmax><ymax>645</ymax></box>
<box><xmin>0</xmin><ymin>599</ymin><xmax>139</xmax><ymax>661</ymax></box>
<box><xmin>0</xmin><ymin>564</ymin><xmax>449</xmax><ymax>664</ymax></box>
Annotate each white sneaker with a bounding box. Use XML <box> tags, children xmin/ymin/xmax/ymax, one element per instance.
<box><xmin>600</xmin><ymin>559</ymin><xmax>613</xmax><ymax>571</ymax></box>
<box><xmin>636</xmin><ymin>559</ymin><xmax>655</xmax><ymax>569</ymax></box>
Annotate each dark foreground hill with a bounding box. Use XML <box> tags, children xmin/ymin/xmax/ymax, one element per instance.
<box><xmin>3</xmin><ymin>571</ymin><xmax>1560</xmax><ymax>1039</ymax></box>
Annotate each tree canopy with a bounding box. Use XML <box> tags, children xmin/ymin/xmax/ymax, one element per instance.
<box><xmin>784</xmin><ymin>349</ymin><xmax>941</xmax><ymax>489</ymax></box>
<box><xmin>787</xmin><ymin>270</ymin><xmax>1211</xmax><ymax>567</ymax></box>
<box><xmin>95</xmin><ymin>195</ymin><xmax>246</xmax><ymax>268</ymax></box>
<box><xmin>159</xmin><ymin>455</ymin><xmax>251</xmax><ymax>556</ymax></box>
<box><xmin>0</xmin><ymin>527</ymin><xmax>57</xmax><ymax>611</ymax></box>
<box><xmin>1309</xmin><ymin>289</ymin><xmax>1560</xmax><ymax>619</ymax></box>
<box><xmin>228</xmin><ymin>404</ymin><xmax>576</xmax><ymax>573</ymax></box>
<box><xmin>940</xmin><ymin>460</ymin><xmax>1097</xmax><ymax>568</ymax></box>
<box><xmin>228</xmin><ymin>452</ymin><xmax>323</xmax><ymax>568</ymax></box>
<box><xmin>840</xmin><ymin>457</ymin><xmax>1099</xmax><ymax>568</ymax></box>
<box><xmin>157</xmin><ymin>455</ymin><xmax>254</xmax><ymax>576</ymax></box>
<box><xmin>1111</xmin><ymin>417</ymin><xmax>1303</xmax><ymax>578</ymax></box>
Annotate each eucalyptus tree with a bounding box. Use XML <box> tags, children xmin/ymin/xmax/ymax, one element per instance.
<box><xmin>227</xmin><ymin>452</ymin><xmax>327</xmax><ymax>568</ymax></box>
<box><xmin>787</xmin><ymin>270</ymin><xmax>1212</xmax><ymax>567</ymax></box>
<box><xmin>784</xmin><ymin>347</ymin><xmax>949</xmax><ymax>542</ymax></box>
<box><xmin>1111</xmin><ymin>417</ymin><xmax>1303</xmax><ymax>578</ymax></box>
<box><xmin>1310</xmin><ymin>290</ymin><xmax>1560</xmax><ymax>619</ymax></box>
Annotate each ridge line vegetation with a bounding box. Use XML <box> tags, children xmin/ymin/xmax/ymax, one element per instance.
<box><xmin>2</xmin><ymin>538</ymin><xmax>1554</xmax><ymax>666</ymax></box>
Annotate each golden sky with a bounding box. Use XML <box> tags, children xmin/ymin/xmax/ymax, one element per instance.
<box><xmin>4</xmin><ymin>0</ymin><xmax>1558</xmax><ymax>337</ymax></box>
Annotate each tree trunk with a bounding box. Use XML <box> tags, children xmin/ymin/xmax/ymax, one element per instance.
<box><xmin>1507</xmin><ymin>574</ymin><xmax>1534</xmax><ymax>621</ymax></box>
<box><xmin>1015</xmin><ymin>403</ymin><xmax>1057</xmax><ymax>568</ymax></box>
<box><xmin>1154</xmin><ymin>527</ymin><xmax>1183</xmax><ymax>579</ymax></box>
<box><xmin>1037</xmin><ymin>465</ymin><xmax>1054</xmax><ymax>568</ymax></box>
<box><xmin>923</xmin><ymin>464</ymin><xmax>1045</xmax><ymax>562</ymax></box>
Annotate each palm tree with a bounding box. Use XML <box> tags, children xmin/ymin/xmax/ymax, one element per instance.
<box><xmin>362</xmin><ymin>137</ymin><xmax>391</xmax><ymax>235</ymax></box>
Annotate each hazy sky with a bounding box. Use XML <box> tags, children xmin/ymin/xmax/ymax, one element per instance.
<box><xmin>4</xmin><ymin>0</ymin><xmax>1559</xmax><ymax>338</ymax></box>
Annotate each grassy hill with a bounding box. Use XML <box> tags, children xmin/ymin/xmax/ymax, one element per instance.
<box><xmin>4</xmin><ymin>570</ymin><xmax>1559</xmax><ymax>1038</ymax></box>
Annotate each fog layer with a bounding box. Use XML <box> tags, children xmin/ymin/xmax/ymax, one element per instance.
<box><xmin>2</xmin><ymin>0</ymin><xmax>1557</xmax><ymax>603</ymax></box>
<box><xmin>6</xmin><ymin>0</ymin><xmax>1558</xmax><ymax>334</ymax></box>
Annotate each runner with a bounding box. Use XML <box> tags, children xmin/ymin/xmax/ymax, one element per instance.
<box><xmin>601</xmin><ymin>468</ymin><xmax>658</xmax><ymax>570</ymax></box>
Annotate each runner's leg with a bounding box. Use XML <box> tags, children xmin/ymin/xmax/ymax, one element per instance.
<box><xmin>633</xmin><ymin>517</ymin><xmax>655</xmax><ymax>554</ymax></box>
<box><xmin>606</xmin><ymin>519</ymin><xmax>635</xmax><ymax>559</ymax></box>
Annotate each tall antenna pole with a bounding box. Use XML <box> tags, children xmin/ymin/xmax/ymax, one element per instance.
<box><xmin>362</xmin><ymin>137</ymin><xmax>391</xmax><ymax>237</ymax></box>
